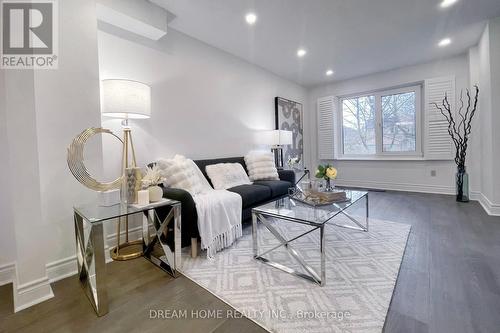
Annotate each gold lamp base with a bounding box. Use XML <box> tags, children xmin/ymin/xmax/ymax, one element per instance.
<box><xmin>109</xmin><ymin>123</ymin><xmax>144</xmax><ymax>262</ymax></box>
<box><xmin>110</xmin><ymin>240</ymin><xmax>143</xmax><ymax>261</ymax></box>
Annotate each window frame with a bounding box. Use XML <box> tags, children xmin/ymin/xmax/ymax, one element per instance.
<box><xmin>338</xmin><ymin>84</ymin><xmax>422</xmax><ymax>160</ymax></box>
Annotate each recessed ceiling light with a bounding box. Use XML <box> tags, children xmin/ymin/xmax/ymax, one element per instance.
<box><xmin>438</xmin><ymin>38</ymin><xmax>451</xmax><ymax>47</ymax></box>
<box><xmin>440</xmin><ymin>0</ymin><xmax>458</xmax><ymax>8</ymax></box>
<box><xmin>297</xmin><ymin>48</ymin><xmax>307</xmax><ymax>57</ymax></box>
<box><xmin>245</xmin><ymin>13</ymin><xmax>257</xmax><ymax>25</ymax></box>
<box><xmin>326</xmin><ymin>70</ymin><xmax>334</xmax><ymax>76</ymax></box>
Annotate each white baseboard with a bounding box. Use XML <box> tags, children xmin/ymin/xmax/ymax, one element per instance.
<box><xmin>337</xmin><ymin>179</ymin><xmax>500</xmax><ymax>216</ymax></box>
<box><xmin>334</xmin><ymin>179</ymin><xmax>455</xmax><ymax>195</ymax></box>
<box><xmin>3</xmin><ymin>223</ymin><xmax>149</xmax><ymax>313</ymax></box>
<box><xmin>0</xmin><ymin>262</ymin><xmax>16</xmax><ymax>286</ymax></box>
<box><xmin>13</xmin><ymin>275</ymin><xmax>54</xmax><ymax>312</ymax></box>
<box><xmin>44</xmin><ymin>224</ymin><xmax>145</xmax><ymax>284</ymax></box>
<box><xmin>470</xmin><ymin>191</ymin><xmax>500</xmax><ymax>216</ymax></box>
<box><xmin>105</xmin><ymin>224</ymin><xmax>144</xmax><ymax>262</ymax></box>
<box><xmin>46</xmin><ymin>256</ymin><xmax>78</xmax><ymax>283</ymax></box>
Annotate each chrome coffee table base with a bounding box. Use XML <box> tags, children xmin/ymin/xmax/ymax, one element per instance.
<box><xmin>330</xmin><ymin>195</ymin><xmax>369</xmax><ymax>232</ymax></box>
<box><xmin>253</xmin><ymin>213</ymin><xmax>325</xmax><ymax>286</ymax></box>
<box><xmin>252</xmin><ymin>193</ymin><xmax>369</xmax><ymax>287</ymax></box>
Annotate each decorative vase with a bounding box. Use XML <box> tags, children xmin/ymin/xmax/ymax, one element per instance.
<box><xmin>325</xmin><ymin>178</ymin><xmax>334</xmax><ymax>192</ymax></box>
<box><xmin>125</xmin><ymin>167</ymin><xmax>142</xmax><ymax>204</ymax></box>
<box><xmin>148</xmin><ymin>185</ymin><xmax>163</xmax><ymax>202</ymax></box>
<box><xmin>456</xmin><ymin>166</ymin><xmax>469</xmax><ymax>202</ymax></box>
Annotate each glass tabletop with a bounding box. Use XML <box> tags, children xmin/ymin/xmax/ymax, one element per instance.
<box><xmin>252</xmin><ymin>190</ymin><xmax>368</xmax><ymax>226</ymax></box>
<box><xmin>74</xmin><ymin>198</ymin><xmax>179</xmax><ymax>223</ymax></box>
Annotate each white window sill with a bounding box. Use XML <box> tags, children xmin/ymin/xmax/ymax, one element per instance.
<box><xmin>335</xmin><ymin>155</ymin><xmax>425</xmax><ymax>161</ymax></box>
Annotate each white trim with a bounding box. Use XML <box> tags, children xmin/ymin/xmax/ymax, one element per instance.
<box><xmin>334</xmin><ymin>156</ymin><xmax>426</xmax><ymax>161</ymax></box>
<box><xmin>106</xmin><ymin>224</ymin><xmax>144</xmax><ymax>243</ymax></box>
<box><xmin>44</xmin><ymin>224</ymin><xmax>147</xmax><ymax>283</ymax></box>
<box><xmin>335</xmin><ymin>179</ymin><xmax>455</xmax><ymax>195</ymax></box>
<box><xmin>46</xmin><ymin>256</ymin><xmax>78</xmax><ymax>283</ymax></box>
<box><xmin>0</xmin><ymin>262</ymin><xmax>16</xmax><ymax>286</ymax></box>
<box><xmin>470</xmin><ymin>192</ymin><xmax>500</xmax><ymax>216</ymax></box>
<box><xmin>13</xmin><ymin>275</ymin><xmax>54</xmax><ymax>313</ymax></box>
<box><xmin>2</xmin><ymin>222</ymin><xmax>149</xmax><ymax>312</ymax></box>
<box><xmin>335</xmin><ymin>180</ymin><xmax>500</xmax><ymax>216</ymax></box>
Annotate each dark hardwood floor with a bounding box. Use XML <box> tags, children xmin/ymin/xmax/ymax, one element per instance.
<box><xmin>1</xmin><ymin>191</ymin><xmax>499</xmax><ymax>333</ymax></box>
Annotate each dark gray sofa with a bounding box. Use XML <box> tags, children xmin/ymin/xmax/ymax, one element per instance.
<box><xmin>156</xmin><ymin>156</ymin><xmax>295</xmax><ymax>248</ymax></box>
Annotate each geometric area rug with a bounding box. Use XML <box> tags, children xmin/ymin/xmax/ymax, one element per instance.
<box><xmin>181</xmin><ymin>216</ymin><xmax>411</xmax><ymax>333</ymax></box>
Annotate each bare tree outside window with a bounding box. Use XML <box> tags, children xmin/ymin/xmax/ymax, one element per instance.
<box><xmin>382</xmin><ymin>92</ymin><xmax>416</xmax><ymax>152</ymax></box>
<box><xmin>340</xmin><ymin>85</ymin><xmax>420</xmax><ymax>157</ymax></box>
<box><xmin>342</xmin><ymin>96</ymin><xmax>376</xmax><ymax>154</ymax></box>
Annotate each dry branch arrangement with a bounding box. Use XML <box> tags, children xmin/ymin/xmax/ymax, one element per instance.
<box><xmin>432</xmin><ymin>85</ymin><xmax>479</xmax><ymax>201</ymax></box>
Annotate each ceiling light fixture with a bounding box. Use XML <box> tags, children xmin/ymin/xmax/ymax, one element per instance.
<box><xmin>297</xmin><ymin>48</ymin><xmax>307</xmax><ymax>57</ymax></box>
<box><xmin>245</xmin><ymin>13</ymin><xmax>257</xmax><ymax>25</ymax></box>
<box><xmin>438</xmin><ymin>38</ymin><xmax>451</xmax><ymax>47</ymax></box>
<box><xmin>326</xmin><ymin>70</ymin><xmax>334</xmax><ymax>76</ymax></box>
<box><xmin>440</xmin><ymin>0</ymin><xmax>458</xmax><ymax>8</ymax></box>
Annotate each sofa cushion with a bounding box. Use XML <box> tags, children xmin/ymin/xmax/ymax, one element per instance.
<box><xmin>227</xmin><ymin>184</ymin><xmax>272</xmax><ymax>208</ymax></box>
<box><xmin>254</xmin><ymin>180</ymin><xmax>292</xmax><ymax>197</ymax></box>
<box><xmin>205</xmin><ymin>163</ymin><xmax>252</xmax><ymax>190</ymax></box>
<box><xmin>244</xmin><ymin>152</ymin><xmax>279</xmax><ymax>181</ymax></box>
<box><xmin>194</xmin><ymin>157</ymin><xmax>247</xmax><ymax>187</ymax></box>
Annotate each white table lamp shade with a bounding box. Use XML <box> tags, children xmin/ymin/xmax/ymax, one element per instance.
<box><xmin>262</xmin><ymin>129</ymin><xmax>293</xmax><ymax>146</ymax></box>
<box><xmin>278</xmin><ymin>130</ymin><xmax>293</xmax><ymax>145</ymax></box>
<box><xmin>101</xmin><ymin>79</ymin><xmax>151</xmax><ymax>119</ymax></box>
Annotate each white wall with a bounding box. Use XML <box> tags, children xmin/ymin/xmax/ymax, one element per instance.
<box><xmin>97</xmin><ymin>26</ymin><xmax>308</xmax><ymax>176</ymax></box>
<box><xmin>488</xmin><ymin>17</ymin><xmax>500</xmax><ymax>205</ymax></box>
<box><xmin>307</xmin><ymin>55</ymin><xmax>473</xmax><ymax>195</ymax></box>
<box><xmin>1</xmin><ymin>2</ymin><xmax>498</xmax><ymax>314</ymax></box>
<box><xmin>0</xmin><ymin>0</ymin><xmax>103</xmax><ymax>311</ymax></box>
<box><xmin>33</xmin><ymin>0</ymin><xmax>103</xmax><ymax>266</ymax></box>
<box><xmin>476</xmin><ymin>25</ymin><xmax>494</xmax><ymax>204</ymax></box>
<box><xmin>1</xmin><ymin>3</ymin><xmax>307</xmax><ymax>311</ymax></box>
<box><xmin>0</xmin><ymin>70</ymin><xmax>16</xmax><ymax>271</ymax></box>
<box><xmin>470</xmin><ymin>17</ymin><xmax>500</xmax><ymax>213</ymax></box>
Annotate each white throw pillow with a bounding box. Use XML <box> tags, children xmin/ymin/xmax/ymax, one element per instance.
<box><xmin>244</xmin><ymin>152</ymin><xmax>280</xmax><ymax>181</ymax></box>
<box><xmin>205</xmin><ymin>163</ymin><xmax>252</xmax><ymax>190</ymax></box>
<box><xmin>156</xmin><ymin>155</ymin><xmax>207</xmax><ymax>195</ymax></box>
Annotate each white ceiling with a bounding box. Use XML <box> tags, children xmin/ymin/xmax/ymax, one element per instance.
<box><xmin>151</xmin><ymin>0</ymin><xmax>500</xmax><ymax>87</ymax></box>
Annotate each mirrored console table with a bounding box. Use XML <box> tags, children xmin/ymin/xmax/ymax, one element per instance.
<box><xmin>73</xmin><ymin>199</ymin><xmax>181</xmax><ymax>316</ymax></box>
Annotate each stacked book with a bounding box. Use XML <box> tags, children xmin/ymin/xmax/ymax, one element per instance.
<box><xmin>295</xmin><ymin>189</ymin><xmax>348</xmax><ymax>206</ymax></box>
<box><xmin>310</xmin><ymin>190</ymin><xmax>347</xmax><ymax>203</ymax></box>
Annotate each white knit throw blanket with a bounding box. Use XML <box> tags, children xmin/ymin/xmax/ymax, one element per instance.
<box><xmin>192</xmin><ymin>190</ymin><xmax>242</xmax><ymax>259</ymax></box>
<box><xmin>157</xmin><ymin>157</ymin><xmax>243</xmax><ymax>259</ymax></box>
<box><xmin>189</xmin><ymin>160</ymin><xmax>242</xmax><ymax>259</ymax></box>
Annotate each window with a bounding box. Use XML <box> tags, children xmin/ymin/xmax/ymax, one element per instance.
<box><xmin>340</xmin><ymin>85</ymin><xmax>421</xmax><ymax>158</ymax></box>
<box><xmin>342</xmin><ymin>95</ymin><xmax>376</xmax><ymax>155</ymax></box>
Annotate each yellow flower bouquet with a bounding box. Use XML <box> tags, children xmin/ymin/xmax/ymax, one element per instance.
<box><xmin>315</xmin><ymin>164</ymin><xmax>338</xmax><ymax>191</ymax></box>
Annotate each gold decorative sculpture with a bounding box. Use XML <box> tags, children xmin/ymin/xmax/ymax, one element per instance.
<box><xmin>67</xmin><ymin>126</ymin><xmax>144</xmax><ymax>261</ymax></box>
<box><xmin>67</xmin><ymin>127</ymin><xmax>123</xmax><ymax>191</ymax></box>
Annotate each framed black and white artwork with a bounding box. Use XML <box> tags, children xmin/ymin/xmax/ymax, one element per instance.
<box><xmin>275</xmin><ymin>96</ymin><xmax>303</xmax><ymax>168</ymax></box>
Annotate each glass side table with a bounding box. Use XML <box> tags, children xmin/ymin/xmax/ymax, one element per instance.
<box><xmin>73</xmin><ymin>199</ymin><xmax>181</xmax><ymax>316</ymax></box>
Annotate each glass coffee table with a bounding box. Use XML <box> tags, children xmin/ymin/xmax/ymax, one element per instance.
<box><xmin>252</xmin><ymin>190</ymin><xmax>368</xmax><ymax>286</ymax></box>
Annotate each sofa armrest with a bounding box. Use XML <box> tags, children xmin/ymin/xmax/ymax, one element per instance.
<box><xmin>278</xmin><ymin>169</ymin><xmax>295</xmax><ymax>185</ymax></box>
<box><xmin>160</xmin><ymin>187</ymin><xmax>199</xmax><ymax>247</ymax></box>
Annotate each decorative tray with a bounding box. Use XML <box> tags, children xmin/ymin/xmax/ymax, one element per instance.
<box><xmin>290</xmin><ymin>189</ymin><xmax>351</xmax><ymax>207</ymax></box>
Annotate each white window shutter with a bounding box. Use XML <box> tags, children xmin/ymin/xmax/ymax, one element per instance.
<box><xmin>317</xmin><ymin>96</ymin><xmax>336</xmax><ymax>160</ymax></box>
<box><xmin>424</xmin><ymin>76</ymin><xmax>455</xmax><ymax>160</ymax></box>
